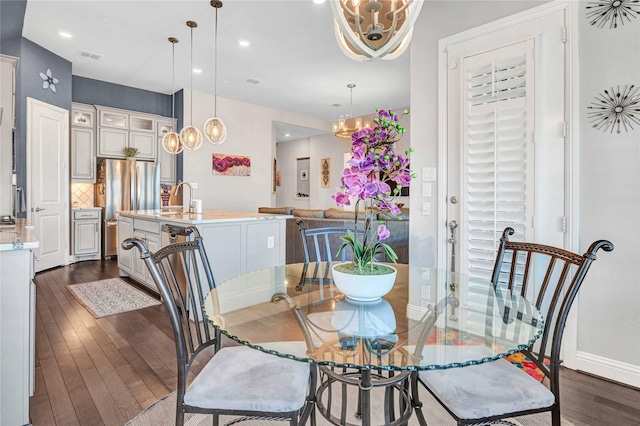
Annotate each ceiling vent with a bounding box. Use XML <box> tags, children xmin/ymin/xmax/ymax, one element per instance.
<box><xmin>245</xmin><ymin>78</ymin><xmax>262</xmax><ymax>85</ymax></box>
<box><xmin>331</xmin><ymin>103</ymin><xmax>343</xmax><ymax>108</ymax></box>
<box><xmin>78</xmin><ymin>49</ymin><xmax>102</xmax><ymax>60</ymax></box>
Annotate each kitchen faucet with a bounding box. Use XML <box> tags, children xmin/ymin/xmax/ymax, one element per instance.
<box><xmin>173</xmin><ymin>182</ymin><xmax>194</xmax><ymax>213</ymax></box>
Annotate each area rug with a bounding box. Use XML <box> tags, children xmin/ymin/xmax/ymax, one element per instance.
<box><xmin>67</xmin><ymin>278</ymin><xmax>161</xmax><ymax>318</ymax></box>
<box><xmin>126</xmin><ymin>388</ymin><xmax>575</xmax><ymax>426</ymax></box>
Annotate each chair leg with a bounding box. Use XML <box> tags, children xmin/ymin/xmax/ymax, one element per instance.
<box><xmin>176</xmin><ymin>408</ymin><xmax>185</xmax><ymax>426</ymax></box>
<box><xmin>552</xmin><ymin>405</ymin><xmax>561</xmax><ymax>426</ymax></box>
<box><xmin>212</xmin><ymin>413</ymin><xmax>219</xmax><ymax>426</ymax></box>
<box><xmin>410</xmin><ymin>372</ymin><xmax>428</xmax><ymax>426</ymax></box>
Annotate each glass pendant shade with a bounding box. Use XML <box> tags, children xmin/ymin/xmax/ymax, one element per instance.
<box><xmin>162</xmin><ymin>132</ymin><xmax>184</xmax><ymax>154</ymax></box>
<box><xmin>205</xmin><ymin>117</ymin><xmax>227</xmax><ymax>145</ymax></box>
<box><xmin>180</xmin><ymin>125</ymin><xmax>203</xmax><ymax>150</ymax></box>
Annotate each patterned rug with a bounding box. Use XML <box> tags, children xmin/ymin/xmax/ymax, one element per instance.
<box><xmin>66</xmin><ymin>278</ymin><xmax>161</xmax><ymax>318</ymax></box>
<box><xmin>426</xmin><ymin>327</ymin><xmax>550</xmax><ymax>382</ymax></box>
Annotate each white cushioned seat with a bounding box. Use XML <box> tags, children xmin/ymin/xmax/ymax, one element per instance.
<box><xmin>420</xmin><ymin>358</ymin><xmax>555</xmax><ymax>420</ymax></box>
<box><xmin>184</xmin><ymin>345</ymin><xmax>310</xmax><ymax>412</ymax></box>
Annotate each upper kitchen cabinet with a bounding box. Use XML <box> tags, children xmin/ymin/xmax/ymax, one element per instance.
<box><xmin>71</xmin><ymin>103</ymin><xmax>96</xmax><ymax>182</ymax></box>
<box><xmin>96</xmin><ymin>106</ymin><xmax>156</xmax><ymax>160</ymax></box>
<box><xmin>156</xmin><ymin>118</ymin><xmax>177</xmax><ymax>183</ymax></box>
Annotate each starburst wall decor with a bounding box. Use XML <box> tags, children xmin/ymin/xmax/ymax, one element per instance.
<box><xmin>586</xmin><ymin>0</ymin><xmax>640</xmax><ymax>29</ymax></box>
<box><xmin>587</xmin><ymin>84</ymin><xmax>640</xmax><ymax>133</ymax></box>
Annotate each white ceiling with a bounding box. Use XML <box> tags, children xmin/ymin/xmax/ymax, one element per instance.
<box><xmin>22</xmin><ymin>0</ymin><xmax>411</xmax><ymax>141</ymax></box>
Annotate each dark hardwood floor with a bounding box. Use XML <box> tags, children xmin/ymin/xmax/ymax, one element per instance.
<box><xmin>30</xmin><ymin>260</ymin><xmax>640</xmax><ymax>426</ymax></box>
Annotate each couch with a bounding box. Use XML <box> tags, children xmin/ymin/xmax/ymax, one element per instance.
<box><xmin>258</xmin><ymin>207</ymin><xmax>409</xmax><ymax>264</ymax></box>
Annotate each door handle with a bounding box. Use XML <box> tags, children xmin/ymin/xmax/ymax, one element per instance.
<box><xmin>34</xmin><ymin>207</ymin><xmax>45</xmax><ymax>212</ymax></box>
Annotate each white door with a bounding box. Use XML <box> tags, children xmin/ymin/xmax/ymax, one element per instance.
<box><xmin>442</xmin><ymin>8</ymin><xmax>566</xmax><ymax>282</ymax></box>
<box><xmin>27</xmin><ymin>98</ymin><xmax>69</xmax><ymax>272</ymax></box>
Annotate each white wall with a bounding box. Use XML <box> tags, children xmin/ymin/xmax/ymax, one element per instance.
<box><xmin>577</xmin><ymin>0</ymin><xmax>640</xmax><ymax>373</ymax></box>
<box><xmin>410</xmin><ymin>0</ymin><xmax>639</xmax><ymax>385</ymax></box>
<box><xmin>276</xmin><ymin>138</ymin><xmax>311</xmax><ymax>209</ymax></box>
<box><xmin>182</xmin><ymin>90</ymin><xmax>330</xmax><ymax>212</ymax></box>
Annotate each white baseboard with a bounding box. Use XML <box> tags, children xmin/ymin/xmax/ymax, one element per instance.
<box><xmin>575</xmin><ymin>351</ymin><xmax>640</xmax><ymax>388</ymax></box>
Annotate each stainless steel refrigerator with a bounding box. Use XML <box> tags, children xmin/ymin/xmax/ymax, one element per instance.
<box><xmin>95</xmin><ymin>159</ymin><xmax>160</xmax><ymax>259</ymax></box>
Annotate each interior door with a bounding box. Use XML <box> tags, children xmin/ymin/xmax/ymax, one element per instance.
<box><xmin>27</xmin><ymin>98</ymin><xmax>69</xmax><ymax>272</ymax></box>
<box><xmin>443</xmin><ymin>10</ymin><xmax>566</xmax><ymax>283</ymax></box>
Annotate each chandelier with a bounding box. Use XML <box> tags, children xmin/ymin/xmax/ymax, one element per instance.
<box><xmin>204</xmin><ymin>0</ymin><xmax>228</xmax><ymax>145</ymax></box>
<box><xmin>162</xmin><ymin>37</ymin><xmax>184</xmax><ymax>154</ymax></box>
<box><xmin>180</xmin><ymin>20</ymin><xmax>203</xmax><ymax>150</ymax></box>
<box><xmin>333</xmin><ymin>83</ymin><xmax>371</xmax><ymax>139</ymax></box>
<box><xmin>330</xmin><ymin>0</ymin><xmax>424</xmax><ymax>62</ymax></box>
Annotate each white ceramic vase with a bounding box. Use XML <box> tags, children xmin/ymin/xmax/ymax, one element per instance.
<box><xmin>331</xmin><ymin>263</ymin><xmax>397</xmax><ymax>301</ymax></box>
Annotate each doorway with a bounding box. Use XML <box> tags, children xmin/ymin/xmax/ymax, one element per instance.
<box><xmin>439</xmin><ymin>6</ymin><xmax>569</xmax><ymax>280</ymax></box>
<box><xmin>27</xmin><ymin>98</ymin><xmax>69</xmax><ymax>272</ymax></box>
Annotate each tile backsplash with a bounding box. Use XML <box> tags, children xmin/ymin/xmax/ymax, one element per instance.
<box><xmin>71</xmin><ymin>183</ymin><xmax>95</xmax><ymax>208</ymax></box>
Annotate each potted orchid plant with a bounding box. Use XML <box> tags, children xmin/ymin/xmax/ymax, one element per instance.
<box><xmin>331</xmin><ymin>108</ymin><xmax>414</xmax><ymax>299</ymax></box>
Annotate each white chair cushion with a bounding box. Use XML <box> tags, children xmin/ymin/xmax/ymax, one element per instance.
<box><xmin>420</xmin><ymin>358</ymin><xmax>555</xmax><ymax>420</ymax></box>
<box><xmin>184</xmin><ymin>344</ymin><xmax>310</xmax><ymax>413</ymax></box>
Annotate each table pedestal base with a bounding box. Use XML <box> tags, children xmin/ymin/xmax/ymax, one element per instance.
<box><xmin>316</xmin><ymin>366</ymin><xmax>412</xmax><ymax>426</ymax></box>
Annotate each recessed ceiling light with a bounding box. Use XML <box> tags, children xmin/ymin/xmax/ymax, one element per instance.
<box><xmin>238</xmin><ymin>40</ymin><xmax>251</xmax><ymax>47</ymax></box>
<box><xmin>58</xmin><ymin>31</ymin><xmax>74</xmax><ymax>38</ymax></box>
<box><xmin>313</xmin><ymin>0</ymin><xmax>326</xmax><ymax>4</ymax></box>
<box><xmin>193</xmin><ymin>68</ymin><xmax>203</xmax><ymax>74</ymax></box>
<box><xmin>285</xmin><ymin>133</ymin><xmax>291</xmax><ymax>137</ymax></box>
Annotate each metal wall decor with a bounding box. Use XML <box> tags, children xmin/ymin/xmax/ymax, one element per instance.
<box><xmin>586</xmin><ymin>0</ymin><xmax>640</xmax><ymax>29</ymax></box>
<box><xmin>320</xmin><ymin>157</ymin><xmax>331</xmax><ymax>188</ymax></box>
<box><xmin>39</xmin><ymin>69</ymin><xmax>58</xmax><ymax>93</ymax></box>
<box><xmin>587</xmin><ymin>84</ymin><xmax>640</xmax><ymax>133</ymax></box>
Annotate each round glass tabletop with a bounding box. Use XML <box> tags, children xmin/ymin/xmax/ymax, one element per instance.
<box><xmin>203</xmin><ymin>262</ymin><xmax>544</xmax><ymax>371</ymax></box>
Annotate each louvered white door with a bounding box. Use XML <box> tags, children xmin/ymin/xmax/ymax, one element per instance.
<box><xmin>444</xmin><ymin>9</ymin><xmax>566</xmax><ymax>283</ymax></box>
<box><xmin>462</xmin><ymin>41</ymin><xmax>535</xmax><ymax>282</ymax></box>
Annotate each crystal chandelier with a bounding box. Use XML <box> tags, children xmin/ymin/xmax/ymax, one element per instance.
<box><xmin>330</xmin><ymin>0</ymin><xmax>424</xmax><ymax>62</ymax></box>
<box><xmin>333</xmin><ymin>83</ymin><xmax>371</xmax><ymax>139</ymax></box>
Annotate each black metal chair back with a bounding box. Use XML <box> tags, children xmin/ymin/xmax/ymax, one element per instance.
<box><xmin>297</xmin><ymin>219</ymin><xmax>362</xmax><ymax>264</ymax></box>
<box><xmin>121</xmin><ymin>227</ymin><xmax>218</xmax><ymax>414</ymax></box>
<box><xmin>490</xmin><ymin>227</ymin><xmax>614</xmax><ymax>402</ymax></box>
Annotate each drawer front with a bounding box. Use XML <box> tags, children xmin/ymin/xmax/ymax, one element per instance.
<box><xmin>133</xmin><ymin>218</ymin><xmax>160</xmax><ymax>234</ymax></box>
<box><xmin>73</xmin><ymin>210</ymin><xmax>100</xmax><ymax>220</ymax></box>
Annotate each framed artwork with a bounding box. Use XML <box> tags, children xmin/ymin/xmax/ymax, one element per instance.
<box><xmin>212</xmin><ymin>153</ymin><xmax>251</xmax><ymax>176</ymax></box>
<box><xmin>320</xmin><ymin>157</ymin><xmax>331</xmax><ymax>188</ymax></box>
<box><xmin>276</xmin><ymin>171</ymin><xmax>281</xmax><ymax>187</ymax></box>
<box><xmin>300</xmin><ymin>169</ymin><xmax>309</xmax><ymax>181</ymax></box>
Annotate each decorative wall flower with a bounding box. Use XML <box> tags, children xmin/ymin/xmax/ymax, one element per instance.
<box><xmin>587</xmin><ymin>84</ymin><xmax>640</xmax><ymax>133</ymax></box>
<box><xmin>39</xmin><ymin>68</ymin><xmax>59</xmax><ymax>93</ymax></box>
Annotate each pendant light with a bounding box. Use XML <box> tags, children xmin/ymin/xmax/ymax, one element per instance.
<box><xmin>180</xmin><ymin>20</ymin><xmax>203</xmax><ymax>150</ymax></box>
<box><xmin>162</xmin><ymin>37</ymin><xmax>184</xmax><ymax>154</ymax></box>
<box><xmin>204</xmin><ymin>0</ymin><xmax>227</xmax><ymax>145</ymax></box>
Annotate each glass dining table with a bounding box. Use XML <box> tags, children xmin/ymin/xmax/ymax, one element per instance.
<box><xmin>202</xmin><ymin>262</ymin><xmax>544</xmax><ymax>426</ymax></box>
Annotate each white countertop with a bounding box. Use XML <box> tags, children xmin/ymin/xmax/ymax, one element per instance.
<box><xmin>0</xmin><ymin>219</ymin><xmax>40</xmax><ymax>251</ymax></box>
<box><xmin>118</xmin><ymin>209</ymin><xmax>292</xmax><ymax>225</ymax></box>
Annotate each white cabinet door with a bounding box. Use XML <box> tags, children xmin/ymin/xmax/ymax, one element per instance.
<box><xmin>98</xmin><ymin>128</ymin><xmax>128</xmax><ymax>157</ymax></box>
<box><xmin>117</xmin><ymin>217</ymin><xmax>134</xmax><ymax>275</ymax></box>
<box><xmin>71</xmin><ymin>127</ymin><xmax>95</xmax><ymax>182</ymax></box>
<box><xmin>74</xmin><ymin>220</ymin><xmax>99</xmax><ymax>255</ymax></box>
<box><xmin>143</xmin><ymin>231</ymin><xmax>160</xmax><ymax>289</ymax></box>
<box><xmin>133</xmin><ymin>230</ymin><xmax>147</xmax><ymax>283</ymax></box>
<box><xmin>158</xmin><ymin>137</ymin><xmax>176</xmax><ymax>183</ymax></box>
<box><xmin>130</xmin><ymin>132</ymin><xmax>156</xmax><ymax>160</ymax></box>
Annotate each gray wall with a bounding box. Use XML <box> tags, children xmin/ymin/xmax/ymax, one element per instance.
<box><xmin>72</xmin><ymin>76</ymin><xmax>171</xmax><ymax>117</ymax></box>
<box><xmin>13</xmin><ymin>38</ymin><xmax>73</xmax><ymax>216</ymax></box>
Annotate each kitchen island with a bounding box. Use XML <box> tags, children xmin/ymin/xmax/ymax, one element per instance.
<box><xmin>117</xmin><ymin>210</ymin><xmax>291</xmax><ymax>292</ymax></box>
<box><xmin>0</xmin><ymin>221</ymin><xmax>39</xmax><ymax>426</ymax></box>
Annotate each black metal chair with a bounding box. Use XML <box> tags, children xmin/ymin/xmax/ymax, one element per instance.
<box><xmin>122</xmin><ymin>226</ymin><xmax>316</xmax><ymax>426</ymax></box>
<box><xmin>414</xmin><ymin>227</ymin><xmax>613</xmax><ymax>426</ymax></box>
<box><xmin>295</xmin><ymin>219</ymin><xmax>363</xmax><ymax>292</ymax></box>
